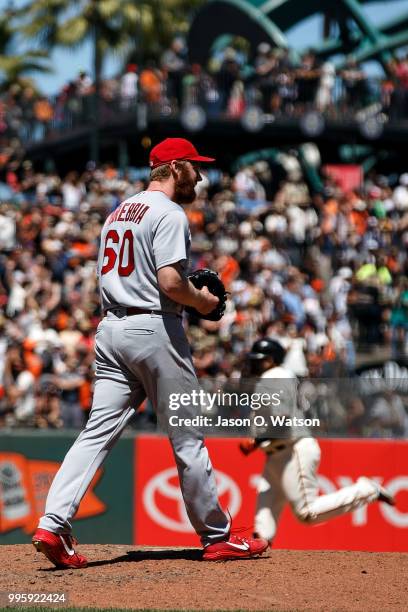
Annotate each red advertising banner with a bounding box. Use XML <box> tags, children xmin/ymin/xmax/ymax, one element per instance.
<box><xmin>134</xmin><ymin>437</ymin><xmax>408</xmax><ymax>551</ymax></box>
<box><xmin>323</xmin><ymin>164</ymin><xmax>363</xmax><ymax>192</ymax></box>
<box><xmin>134</xmin><ymin>436</ymin><xmax>261</xmax><ymax>547</ymax></box>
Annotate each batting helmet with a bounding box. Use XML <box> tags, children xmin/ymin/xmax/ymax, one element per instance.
<box><xmin>248</xmin><ymin>338</ymin><xmax>286</xmax><ymax>365</ymax></box>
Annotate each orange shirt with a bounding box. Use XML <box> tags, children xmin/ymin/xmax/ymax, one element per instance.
<box><xmin>79</xmin><ymin>381</ymin><xmax>92</xmax><ymax>411</ymax></box>
<box><xmin>34</xmin><ymin>99</ymin><xmax>54</xmax><ymax>122</ymax></box>
<box><xmin>139</xmin><ymin>70</ymin><xmax>161</xmax><ymax>103</ymax></box>
<box><xmin>219</xmin><ymin>256</ymin><xmax>240</xmax><ymax>289</ymax></box>
<box><xmin>23</xmin><ymin>350</ymin><xmax>43</xmax><ymax>378</ymax></box>
<box><xmin>186</xmin><ymin>209</ymin><xmax>205</xmax><ymax>230</ymax></box>
<box><xmin>349</xmin><ymin>210</ymin><xmax>368</xmax><ymax>235</ymax></box>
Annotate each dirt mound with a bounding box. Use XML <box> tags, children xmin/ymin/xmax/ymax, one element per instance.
<box><xmin>1</xmin><ymin>545</ymin><xmax>407</xmax><ymax>611</ymax></box>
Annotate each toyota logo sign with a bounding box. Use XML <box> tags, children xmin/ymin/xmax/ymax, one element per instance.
<box><xmin>143</xmin><ymin>467</ymin><xmax>242</xmax><ymax>532</ymax></box>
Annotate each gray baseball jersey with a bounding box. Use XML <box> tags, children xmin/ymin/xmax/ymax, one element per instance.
<box><xmin>97</xmin><ymin>191</ymin><xmax>191</xmax><ymax>313</ymax></box>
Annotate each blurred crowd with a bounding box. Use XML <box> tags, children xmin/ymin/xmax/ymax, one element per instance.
<box><xmin>2</xmin><ymin>39</ymin><xmax>408</xmax><ymax>152</ymax></box>
<box><xmin>0</xmin><ymin>147</ymin><xmax>407</xmax><ymax>435</ymax></box>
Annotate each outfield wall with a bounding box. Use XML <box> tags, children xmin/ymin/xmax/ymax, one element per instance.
<box><xmin>0</xmin><ymin>432</ymin><xmax>134</xmax><ymax>544</ymax></box>
<box><xmin>1</xmin><ymin>433</ymin><xmax>407</xmax><ymax>550</ymax></box>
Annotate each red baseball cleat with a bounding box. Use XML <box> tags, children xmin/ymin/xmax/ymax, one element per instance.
<box><xmin>203</xmin><ymin>533</ymin><xmax>269</xmax><ymax>561</ymax></box>
<box><xmin>32</xmin><ymin>528</ymin><xmax>88</xmax><ymax>569</ymax></box>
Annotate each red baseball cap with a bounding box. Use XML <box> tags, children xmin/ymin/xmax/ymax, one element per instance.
<box><xmin>149</xmin><ymin>138</ymin><xmax>215</xmax><ymax>169</ymax></box>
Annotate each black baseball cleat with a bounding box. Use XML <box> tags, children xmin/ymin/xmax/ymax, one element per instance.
<box><xmin>376</xmin><ymin>484</ymin><xmax>395</xmax><ymax>506</ymax></box>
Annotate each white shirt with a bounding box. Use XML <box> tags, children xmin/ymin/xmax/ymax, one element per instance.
<box><xmin>0</xmin><ymin>214</ymin><xmax>16</xmax><ymax>250</ymax></box>
<box><xmin>62</xmin><ymin>183</ymin><xmax>83</xmax><ymax>211</ymax></box>
<box><xmin>393</xmin><ymin>185</ymin><xmax>408</xmax><ymax>210</ymax></box>
<box><xmin>14</xmin><ymin>370</ymin><xmax>35</xmax><ymax>421</ymax></box>
<box><xmin>121</xmin><ymin>72</ymin><xmax>138</xmax><ymax>98</ymax></box>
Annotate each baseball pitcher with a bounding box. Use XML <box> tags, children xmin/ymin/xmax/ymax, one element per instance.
<box><xmin>32</xmin><ymin>138</ymin><xmax>268</xmax><ymax>568</ymax></box>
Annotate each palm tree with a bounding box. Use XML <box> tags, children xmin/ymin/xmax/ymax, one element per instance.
<box><xmin>18</xmin><ymin>0</ymin><xmax>203</xmax><ymax>87</ymax></box>
<box><xmin>0</xmin><ymin>14</ymin><xmax>50</xmax><ymax>91</ymax></box>
<box><xmin>17</xmin><ymin>0</ymin><xmax>139</xmax><ymax>159</ymax></box>
<box><xmin>17</xmin><ymin>0</ymin><xmax>204</xmax><ymax>158</ymax></box>
<box><xmin>18</xmin><ymin>1</ymin><xmax>139</xmax><ymax>94</ymax></box>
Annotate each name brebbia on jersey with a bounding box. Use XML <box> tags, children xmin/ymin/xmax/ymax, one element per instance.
<box><xmin>106</xmin><ymin>201</ymin><xmax>150</xmax><ymax>225</ymax></box>
<box><xmin>98</xmin><ymin>191</ymin><xmax>190</xmax><ymax>314</ymax></box>
<box><xmin>100</xmin><ymin>201</ymin><xmax>149</xmax><ymax>278</ymax></box>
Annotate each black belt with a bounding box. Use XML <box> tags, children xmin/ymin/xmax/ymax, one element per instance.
<box><xmin>257</xmin><ymin>438</ymin><xmax>295</xmax><ymax>455</ymax></box>
<box><xmin>266</xmin><ymin>442</ymin><xmax>289</xmax><ymax>455</ymax></box>
<box><xmin>104</xmin><ymin>307</ymin><xmax>181</xmax><ymax>317</ymax></box>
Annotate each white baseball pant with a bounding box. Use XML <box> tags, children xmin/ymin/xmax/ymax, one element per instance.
<box><xmin>254</xmin><ymin>437</ymin><xmax>379</xmax><ymax>542</ymax></box>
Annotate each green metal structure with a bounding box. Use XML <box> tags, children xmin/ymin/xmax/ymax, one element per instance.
<box><xmin>188</xmin><ymin>0</ymin><xmax>408</xmax><ymax>69</ymax></box>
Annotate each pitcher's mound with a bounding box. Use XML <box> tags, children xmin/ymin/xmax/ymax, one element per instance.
<box><xmin>1</xmin><ymin>545</ymin><xmax>407</xmax><ymax>611</ymax></box>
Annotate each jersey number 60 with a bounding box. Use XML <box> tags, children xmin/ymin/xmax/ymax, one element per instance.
<box><xmin>101</xmin><ymin>229</ymin><xmax>135</xmax><ymax>276</ymax></box>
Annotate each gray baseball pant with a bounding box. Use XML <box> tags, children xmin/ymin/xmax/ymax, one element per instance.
<box><xmin>39</xmin><ymin>310</ymin><xmax>229</xmax><ymax>545</ymax></box>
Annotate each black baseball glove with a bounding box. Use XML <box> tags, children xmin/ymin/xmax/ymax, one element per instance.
<box><xmin>185</xmin><ymin>268</ymin><xmax>228</xmax><ymax>321</ymax></box>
